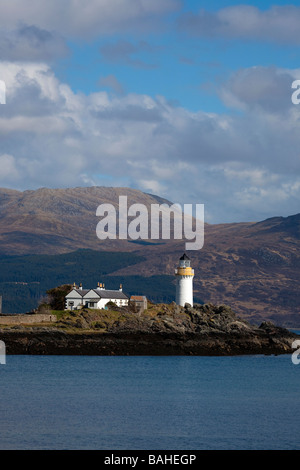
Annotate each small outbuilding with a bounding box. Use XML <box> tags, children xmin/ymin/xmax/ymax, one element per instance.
<box><xmin>130</xmin><ymin>295</ymin><xmax>147</xmax><ymax>312</ymax></box>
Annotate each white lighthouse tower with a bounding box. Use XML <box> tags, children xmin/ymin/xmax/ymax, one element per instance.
<box><xmin>175</xmin><ymin>253</ymin><xmax>194</xmax><ymax>307</ymax></box>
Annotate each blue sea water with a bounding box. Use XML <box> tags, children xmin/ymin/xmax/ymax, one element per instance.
<box><xmin>0</xmin><ymin>354</ymin><xmax>300</xmax><ymax>450</ymax></box>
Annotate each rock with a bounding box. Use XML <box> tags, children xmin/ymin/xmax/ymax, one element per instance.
<box><xmin>0</xmin><ymin>302</ymin><xmax>297</xmax><ymax>356</ymax></box>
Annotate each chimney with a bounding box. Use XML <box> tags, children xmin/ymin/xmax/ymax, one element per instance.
<box><xmin>79</xmin><ymin>283</ymin><xmax>83</xmax><ymax>291</ymax></box>
<box><xmin>119</xmin><ymin>284</ymin><xmax>123</xmax><ymax>292</ymax></box>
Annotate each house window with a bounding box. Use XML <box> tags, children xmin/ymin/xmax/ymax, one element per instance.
<box><xmin>89</xmin><ymin>302</ymin><xmax>95</xmax><ymax>308</ymax></box>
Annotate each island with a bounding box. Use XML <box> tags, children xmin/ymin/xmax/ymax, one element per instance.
<box><xmin>0</xmin><ymin>302</ymin><xmax>297</xmax><ymax>356</ymax></box>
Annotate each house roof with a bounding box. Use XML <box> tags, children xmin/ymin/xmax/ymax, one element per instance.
<box><xmin>130</xmin><ymin>295</ymin><xmax>147</xmax><ymax>301</ymax></box>
<box><xmin>92</xmin><ymin>289</ymin><xmax>129</xmax><ymax>300</ymax></box>
<box><xmin>66</xmin><ymin>288</ymin><xmax>129</xmax><ymax>300</ymax></box>
<box><xmin>66</xmin><ymin>289</ymin><xmax>90</xmax><ymax>298</ymax></box>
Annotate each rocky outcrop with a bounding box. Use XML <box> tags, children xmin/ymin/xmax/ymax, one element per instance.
<box><xmin>0</xmin><ymin>303</ymin><xmax>297</xmax><ymax>356</ymax></box>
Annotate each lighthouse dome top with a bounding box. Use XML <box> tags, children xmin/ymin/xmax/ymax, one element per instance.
<box><xmin>180</xmin><ymin>253</ymin><xmax>190</xmax><ymax>261</ymax></box>
<box><xmin>178</xmin><ymin>253</ymin><xmax>191</xmax><ymax>268</ymax></box>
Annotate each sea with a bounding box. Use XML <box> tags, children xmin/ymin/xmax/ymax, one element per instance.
<box><xmin>1</xmin><ymin>348</ymin><xmax>300</xmax><ymax>450</ymax></box>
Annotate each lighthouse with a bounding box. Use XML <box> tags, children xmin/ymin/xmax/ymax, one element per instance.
<box><xmin>175</xmin><ymin>253</ymin><xmax>194</xmax><ymax>307</ymax></box>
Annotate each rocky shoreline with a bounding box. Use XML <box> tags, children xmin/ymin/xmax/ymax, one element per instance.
<box><xmin>0</xmin><ymin>303</ymin><xmax>297</xmax><ymax>356</ymax></box>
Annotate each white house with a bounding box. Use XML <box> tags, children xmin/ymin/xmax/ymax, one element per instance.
<box><xmin>65</xmin><ymin>283</ymin><xmax>129</xmax><ymax>310</ymax></box>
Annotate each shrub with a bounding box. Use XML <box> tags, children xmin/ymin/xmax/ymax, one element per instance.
<box><xmin>46</xmin><ymin>284</ymin><xmax>72</xmax><ymax>311</ymax></box>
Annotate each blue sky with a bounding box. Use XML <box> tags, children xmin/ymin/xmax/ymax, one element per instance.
<box><xmin>55</xmin><ymin>0</ymin><xmax>300</xmax><ymax>113</ymax></box>
<box><xmin>0</xmin><ymin>1</ymin><xmax>300</xmax><ymax>223</ymax></box>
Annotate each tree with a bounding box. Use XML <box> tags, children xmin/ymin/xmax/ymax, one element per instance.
<box><xmin>46</xmin><ymin>284</ymin><xmax>72</xmax><ymax>311</ymax></box>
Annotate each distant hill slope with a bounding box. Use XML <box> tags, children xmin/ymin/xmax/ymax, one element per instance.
<box><xmin>0</xmin><ymin>250</ymin><xmax>181</xmax><ymax>314</ymax></box>
<box><xmin>0</xmin><ymin>186</ymin><xmax>299</xmax><ymax>327</ymax></box>
<box><xmin>0</xmin><ymin>186</ymin><xmax>174</xmax><ymax>255</ymax></box>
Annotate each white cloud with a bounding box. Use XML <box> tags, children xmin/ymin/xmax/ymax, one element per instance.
<box><xmin>0</xmin><ymin>0</ymin><xmax>180</xmax><ymax>63</ymax></box>
<box><xmin>0</xmin><ymin>61</ymin><xmax>300</xmax><ymax>222</ymax></box>
<box><xmin>0</xmin><ymin>154</ymin><xmax>20</xmax><ymax>180</ymax></box>
<box><xmin>99</xmin><ymin>40</ymin><xmax>160</xmax><ymax>69</ymax></box>
<box><xmin>98</xmin><ymin>75</ymin><xmax>125</xmax><ymax>95</ymax></box>
<box><xmin>178</xmin><ymin>5</ymin><xmax>300</xmax><ymax>44</ymax></box>
<box><xmin>0</xmin><ymin>24</ymin><xmax>68</xmax><ymax>61</ymax></box>
<box><xmin>220</xmin><ymin>66</ymin><xmax>294</xmax><ymax>113</ymax></box>
<box><xmin>0</xmin><ymin>0</ymin><xmax>181</xmax><ymax>38</ymax></box>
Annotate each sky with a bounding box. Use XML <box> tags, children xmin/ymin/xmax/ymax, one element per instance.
<box><xmin>0</xmin><ymin>0</ymin><xmax>300</xmax><ymax>223</ymax></box>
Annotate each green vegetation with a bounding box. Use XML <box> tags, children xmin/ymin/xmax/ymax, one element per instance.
<box><xmin>41</xmin><ymin>300</ymin><xmax>189</xmax><ymax>333</ymax></box>
<box><xmin>50</xmin><ymin>306</ymin><xmax>132</xmax><ymax>332</ymax></box>
<box><xmin>47</xmin><ymin>284</ymin><xmax>72</xmax><ymax>310</ymax></box>
<box><xmin>0</xmin><ymin>249</ymin><xmax>145</xmax><ymax>283</ymax></box>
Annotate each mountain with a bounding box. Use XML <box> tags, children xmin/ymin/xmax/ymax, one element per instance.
<box><xmin>0</xmin><ymin>186</ymin><xmax>299</xmax><ymax>327</ymax></box>
<box><xmin>0</xmin><ymin>186</ymin><xmax>173</xmax><ymax>255</ymax></box>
